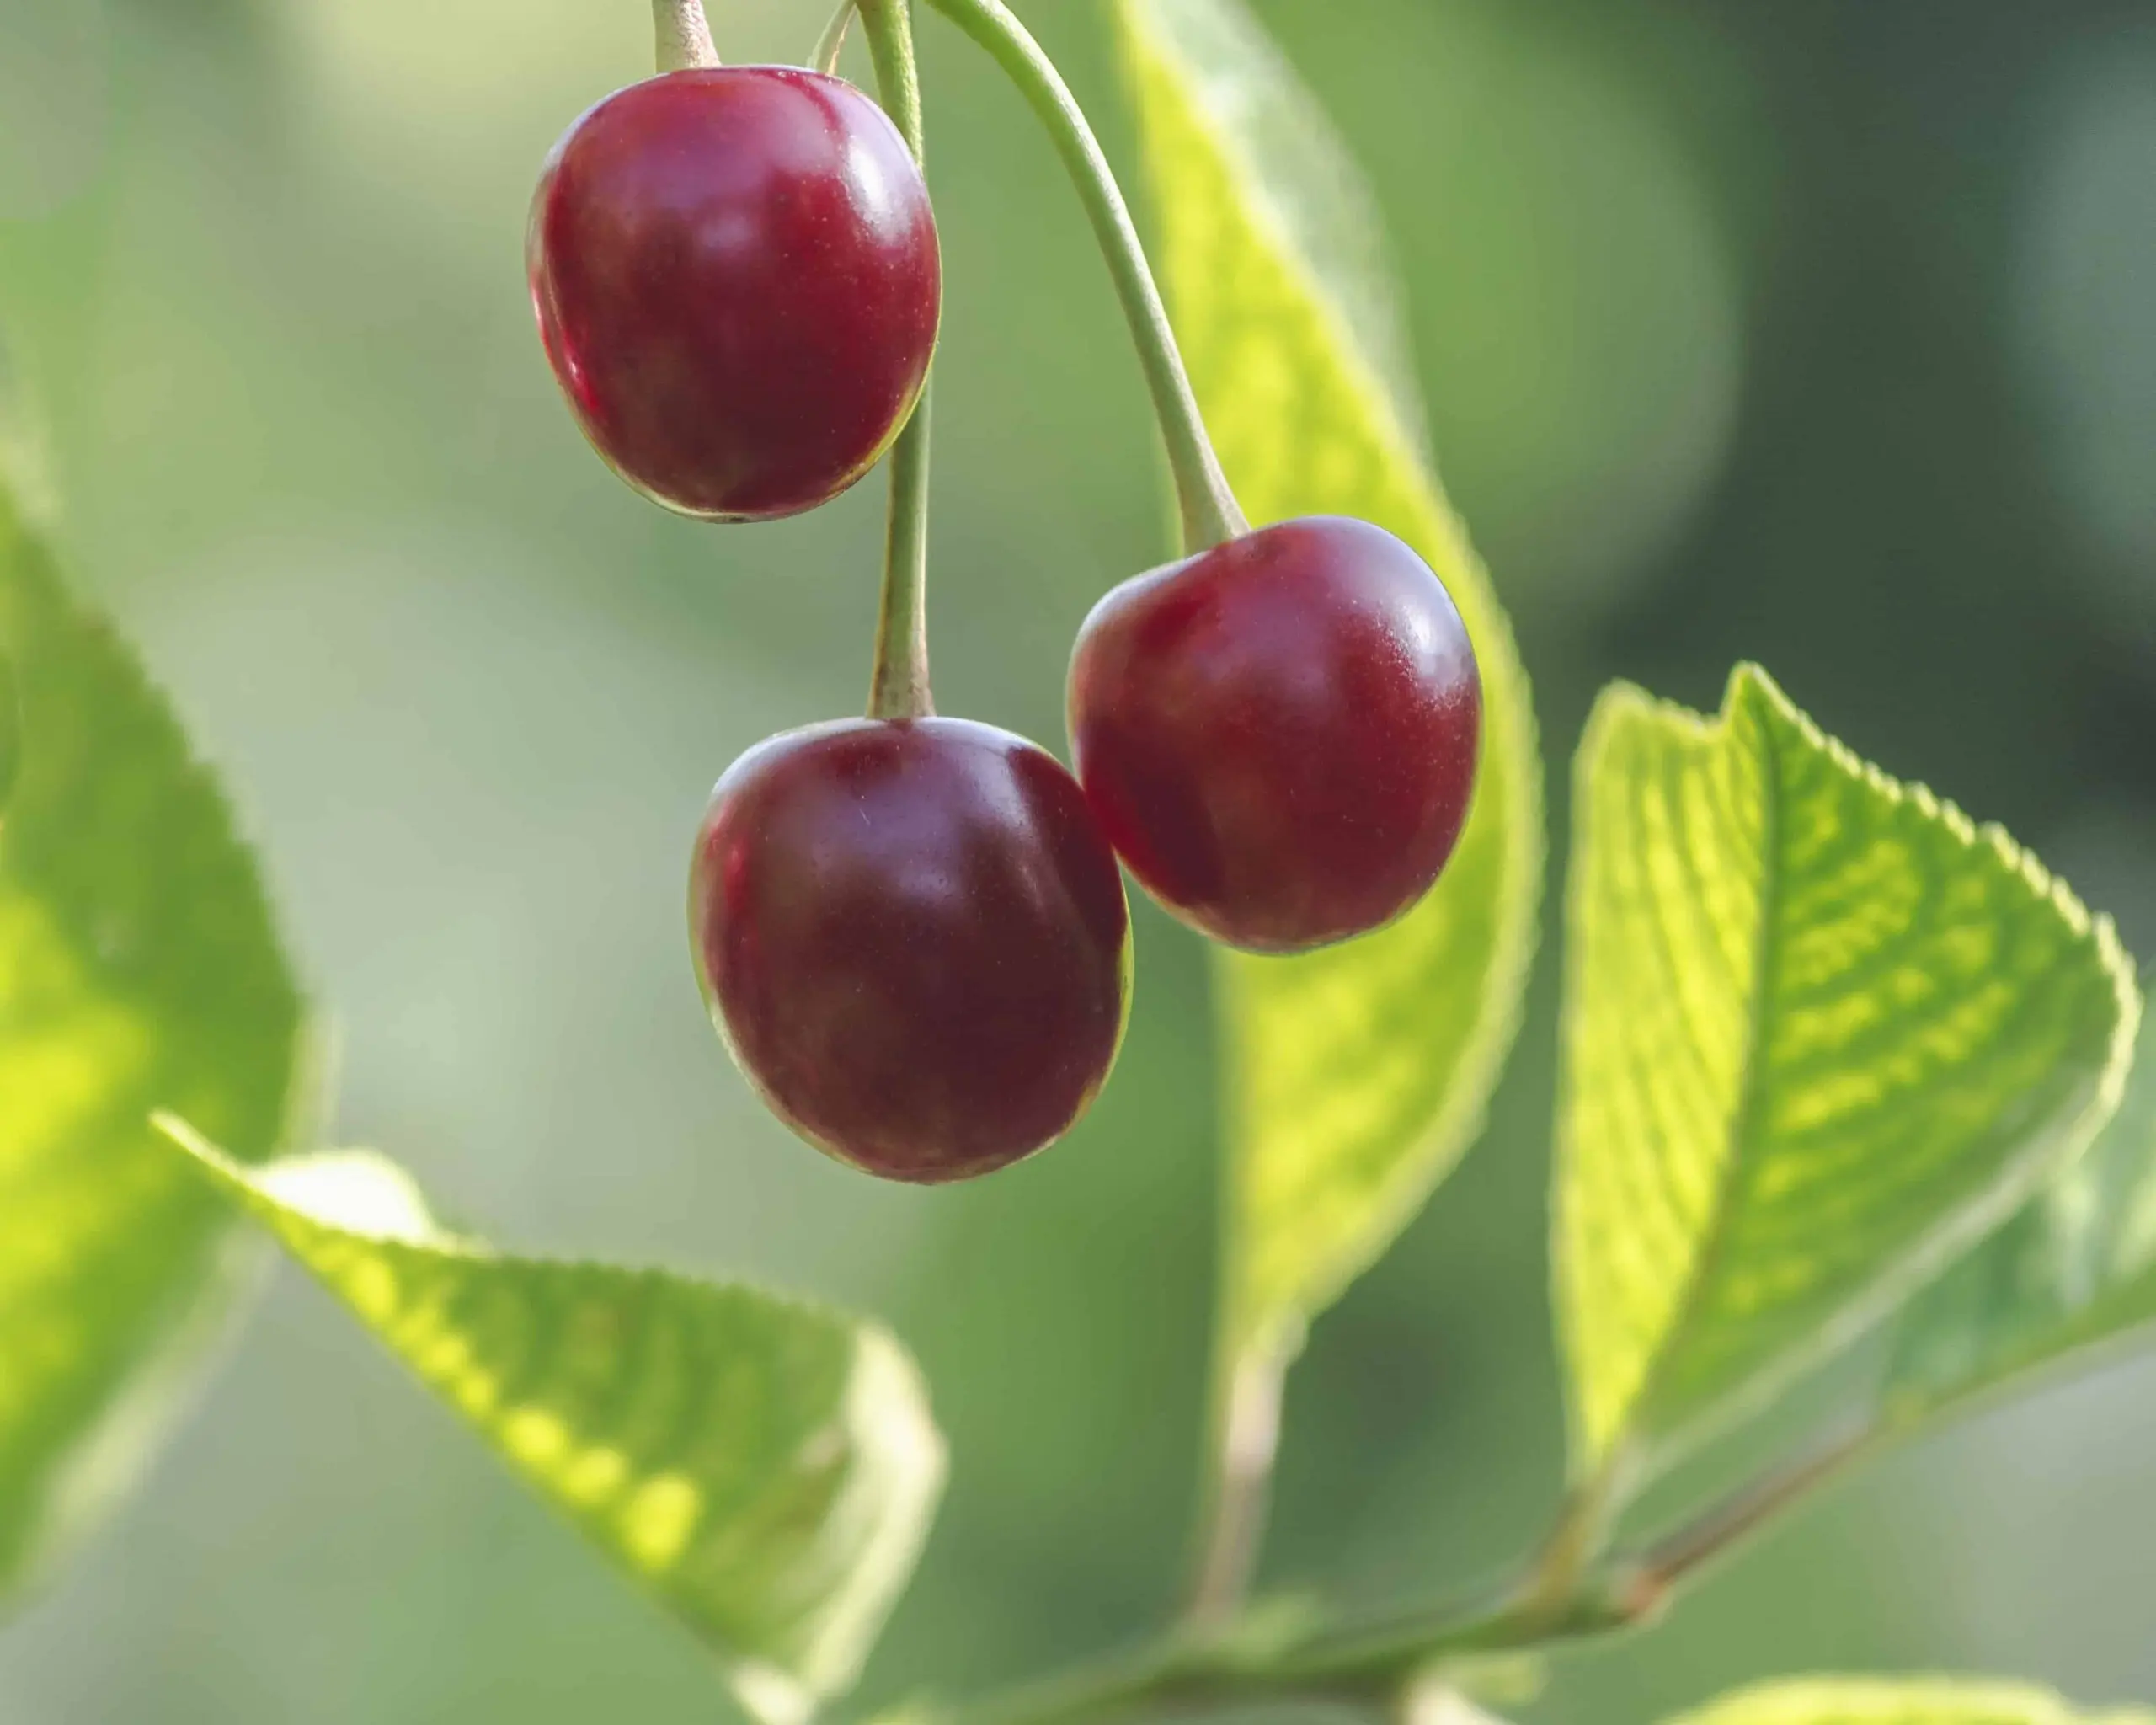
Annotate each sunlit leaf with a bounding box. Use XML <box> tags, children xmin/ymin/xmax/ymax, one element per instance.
<box><xmin>1555</xmin><ymin>665</ymin><xmax>2137</xmax><ymax>1484</ymax></box>
<box><xmin>1118</xmin><ymin>0</ymin><xmax>1543</xmax><ymax>1370</ymax></box>
<box><xmin>157</xmin><ymin>1120</ymin><xmax>945</xmax><ymax>1725</ymax></box>
<box><xmin>0</xmin><ymin>482</ymin><xmax>305</xmax><ymax>1600</ymax></box>
<box><xmin>1666</xmin><ymin>1677</ymin><xmax>2153</xmax><ymax>1725</ymax></box>
<box><xmin>1885</xmin><ymin>993</ymin><xmax>2156</xmax><ymax>1421</ymax></box>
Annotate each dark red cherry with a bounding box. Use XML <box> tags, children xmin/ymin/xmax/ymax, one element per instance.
<box><xmin>691</xmin><ymin>718</ymin><xmax>1131</xmax><ymax>1183</ymax></box>
<box><xmin>529</xmin><ymin>67</ymin><xmax>940</xmax><ymax>521</ymax></box>
<box><xmin>1067</xmin><ymin>515</ymin><xmax>1481</xmax><ymax>954</ymax></box>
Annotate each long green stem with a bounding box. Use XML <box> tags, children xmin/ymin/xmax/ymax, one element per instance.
<box><xmin>913</xmin><ymin>0</ymin><xmax>1246</xmax><ymax>553</ymax></box>
<box><xmin>652</xmin><ymin>0</ymin><xmax>718</xmax><ymax>70</ymax></box>
<box><xmin>859</xmin><ymin>0</ymin><xmax>935</xmax><ymax>722</ymax></box>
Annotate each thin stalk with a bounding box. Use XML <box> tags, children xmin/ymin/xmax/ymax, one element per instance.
<box><xmin>653</xmin><ymin>0</ymin><xmax>719</xmax><ymax>71</ymax></box>
<box><xmin>914</xmin><ymin>0</ymin><xmax>1246</xmax><ymax>553</ymax></box>
<box><xmin>867</xmin><ymin>386</ymin><xmax>934</xmax><ymax>720</ymax></box>
<box><xmin>1185</xmin><ymin>1343</ymin><xmax>1287</xmax><ymax>1626</ymax></box>
<box><xmin>1630</xmin><ymin>1418</ymin><xmax>1885</xmax><ymax>1603</ymax></box>
<box><xmin>814</xmin><ymin>0</ymin><xmax>857</xmax><ymax>75</ymax></box>
<box><xmin>858</xmin><ymin>0</ymin><xmax>935</xmax><ymax>721</ymax></box>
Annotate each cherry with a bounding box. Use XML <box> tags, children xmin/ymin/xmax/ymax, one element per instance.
<box><xmin>529</xmin><ymin>67</ymin><xmax>940</xmax><ymax>522</ymax></box>
<box><xmin>1066</xmin><ymin>515</ymin><xmax>1481</xmax><ymax>954</ymax></box>
<box><xmin>691</xmin><ymin>718</ymin><xmax>1131</xmax><ymax>1183</ymax></box>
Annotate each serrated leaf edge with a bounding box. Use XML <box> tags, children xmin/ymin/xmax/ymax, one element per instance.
<box><xmin>153</xmin><ymin>1114</ymin><xmax>948</xmax><ymax>1720</ymax></box>
<box><xmin>1557</xmin><ymin>662</ymin><xmax>2142</xmax><ymax>1490</ymax></box>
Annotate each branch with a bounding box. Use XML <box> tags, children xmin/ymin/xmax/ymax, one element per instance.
<box><xmin>1627</xmin><ymin>1417</ymin><xmax>1886</xmax><ymax>1605</ymax></box>
<box><xmin>947</xmin><ymin>1418</ymin><xmax>1893</xmax><ymax>1725</ymax></box>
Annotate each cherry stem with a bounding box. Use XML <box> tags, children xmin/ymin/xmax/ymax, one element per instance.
<box><xmin>814</xmin><ymin>0</ymin><xmax>857</xmax><ymax>75</ymax></box>
<box><xmin>859</xmin><ymin>0</ymin><xmax>936</xmax><ymax>723</ymax></box>
<box><xmin>914</xmin><ymin>0</ymin><xmax>1247</xmax><ymax>554</ymax></box>
<box><xmin>652</xmin><ymin>0</ymin><xmax>719</xmax><ymax>71</ymax></box>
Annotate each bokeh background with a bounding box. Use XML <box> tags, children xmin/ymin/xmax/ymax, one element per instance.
<box><xmin>3</xmin><ymin>0</ymin><xmax>2156</xmax><ymax>1718</ymax></box>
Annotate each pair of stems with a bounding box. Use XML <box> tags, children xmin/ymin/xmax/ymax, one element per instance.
<box><xmin>807</xmin><ymin>0</ymin><xmax>1245</xmax><ymax>720</ymax></box>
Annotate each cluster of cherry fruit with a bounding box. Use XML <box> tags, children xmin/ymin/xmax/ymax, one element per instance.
<box><xmin>527</xmin><ymin>41</ymin><xmax>1481</xmax><ymax>1184</ymax></box>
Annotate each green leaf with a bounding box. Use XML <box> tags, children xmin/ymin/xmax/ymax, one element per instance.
<box><xmin>1117</xmin><ymin>0</ymin><xmax>1543</xmax><ymax>1369</ymax></box>
<box><xmin>0</xmin><ymin>482</ymin><xmax>306</xmax><ymax>1599</ymax></box>
<box><xmin>0</xmin><ymin>651</ymin><xmax>20</xmax><ymax>814</ymax></box>
<box><xmin>157</xmin><ymin>1120</ymin><xmax>945</xmax><ymax>1725</ymax></box>
<box><xmin>1884</xmin><ymin>986</ymin><xmax>2156</xmax><ymax>1421</ymax></box>
<box><xmin>1666</xmin><ymin>1678</ymin><xmax>2153</xmax><ymax>1725</ymax></box>
<box><xmin>1554</xmin><ymin>664</ymin><xmax>2137</xmax><ymax>1484</ymax></box>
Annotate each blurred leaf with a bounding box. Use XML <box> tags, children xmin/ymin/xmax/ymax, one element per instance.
<box><xmin>157</xmin><ymin>1120</ymin><xmax>945</xmax><ymax>1725</ymax></box>
<box><xmin>1555</xmin><ymin>665</ymin><xmax>2137</xmax><ymax>1485</ymax></box>
<box><xmin>0</xmin><ymin>653</ymin><xmax>19</xmax><ymax>814</ymax></box>
<box><xmin>1665</xmin><ymin>1677</ymin><xmax>2153</xmax><ymax>1725</ymax></box>
<box><xmin>1118</xmin><ymin>0</ymin><xmax>1543</xmax><ymax>1370</ymax></box>
<box><xmin>1884</xmin><ymin>991</ymin><xmax>2156</xmax><ymax>1422</ymax></box>
<box><xmin>0</xmin><ymin>480</ymin><xmax>305</xmax><ymax>1601</ymax></box>
<box><xmin>0</xmin><ymin>333</ymin><xmax>56</xmax><ymax>537</ymax></box>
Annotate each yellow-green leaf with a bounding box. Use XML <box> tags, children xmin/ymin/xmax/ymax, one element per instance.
<box><xmin>0</xmin><ymin>483</ymin><xmax>306</xmax><ymax>1599</ymax></box>
<box><xmin>157</xmin><ymin>1121</ymin><xmax>944</xmax><ymax>1725</ymax></box>
<box><xmin>1885</xmin><ymin>990</ymin><xmax>2156</xmax><ymax>1421</ymax></box>
<box><xmin>1117</xmin><ymin>0</ymin><xmax>1542</xmax><ymax>1370</ymax></box>
<box><xmin>1555</xmin><ymin>665</ymin><xmax>2137</xmax><ymax>1484</ymax></box>
<box><xmin>1666</xmin><ymin>1677</ymin><xmax>2153</xmax><ymax>1725</ymax></box>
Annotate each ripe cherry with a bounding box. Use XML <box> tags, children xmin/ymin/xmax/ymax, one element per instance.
<box><xmin>529</xmin><ymin>67</ymin><xmax>940</xmax><ymax>521</ymax></box>
<box><xmin>1067</xmin><ymin>515</ymin><xmax>1481</xmax><ymax>953</ymax></box>
<box><xmin>691</xmin><ymin>718</ymin><xmax>1131</xmax><ymax>1183</ymax></box>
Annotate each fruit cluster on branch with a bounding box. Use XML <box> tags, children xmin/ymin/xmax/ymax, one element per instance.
<box><xmin>526</xmin><ymin>0</ymin><xmax>1483</xmax><ymax>1183</ymax></box>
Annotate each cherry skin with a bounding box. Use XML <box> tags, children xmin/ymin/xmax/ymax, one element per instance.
<box><xmin>1067</xmin><ymin>515</ymin><xmax>1481</xmax><ymax>954</ymax></box>
<box><xmin>529</xmin><ymin>67</ymin><xmax>940</xmax><ymax>521</ymax></box>
<box><xmin>691</xmin><ymin>718</ymin><xmax>1131</xmax><ymax>1183</ymax></box>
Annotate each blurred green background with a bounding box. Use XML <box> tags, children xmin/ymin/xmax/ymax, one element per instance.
<box><xmin>4</xmin><ymin>0</ymin><xmax>2156</xmax><ymax>1719</ymax></box>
